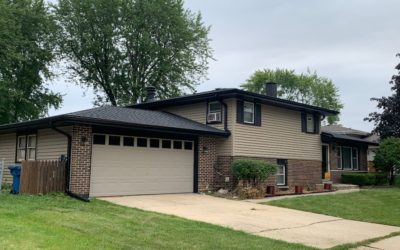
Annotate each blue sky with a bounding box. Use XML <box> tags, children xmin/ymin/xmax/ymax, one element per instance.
<box><xmin>48</xmin><ymin>0</ymin><xmax>400</xmax><ymax>132</ymax></box>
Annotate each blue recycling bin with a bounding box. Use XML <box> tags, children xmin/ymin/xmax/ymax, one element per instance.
<box><xmin>8</xmin><ymin>165</ymin><xmax>21</xmax><ymax>194</ymax></box>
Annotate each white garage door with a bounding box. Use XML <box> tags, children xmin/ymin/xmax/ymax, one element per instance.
<box><xmin>90</xmin><ymin>134</ymin><xmax>194</xmax><ymax>197</ymax></box>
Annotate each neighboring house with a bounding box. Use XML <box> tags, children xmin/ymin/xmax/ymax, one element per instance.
<box><xmin>0</xmin><ymin>83</ymin><xmax>338</xmax><ymax>198</ymax></box>
<box><xmin>321</xmin><ymin>125</ymin><xmax>379</xmax><ymax>183</ymax></box>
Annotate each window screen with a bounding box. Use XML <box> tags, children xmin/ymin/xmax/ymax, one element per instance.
<box><xmin>137</xmin><ymin>138</ymin><xmax>147</xmax><ymax>147</ymax></box>
<box><xmin>123</xmin><ymin>137</ymin><xmax>134</xmax><ymax>147</ymax></box>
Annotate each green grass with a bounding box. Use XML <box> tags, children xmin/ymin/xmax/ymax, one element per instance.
<box><xmin>0</xmin><ymin>193</ymin><xmax>313</xmax><ymax>250</ymax></box>
<box><xmin>265</xmin><ymin>188</ymin><xmax>400</xmax><ymax>227</ymax></box>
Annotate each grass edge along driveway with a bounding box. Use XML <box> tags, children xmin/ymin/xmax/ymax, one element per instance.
<box><xmin>264</xmin><ymin>188</ymin><xmax>400</xmax><ymax>227</ymax></box>
<box><xmin>0</xmin><ymin>192</ymin><xmax>314</xmax><ymax>250</ymax></box>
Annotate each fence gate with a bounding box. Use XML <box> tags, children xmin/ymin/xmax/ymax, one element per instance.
<box><xmin>20</xmin><ymin>160</ymin><xmax>66</xmax><ymax>194</ymax></box>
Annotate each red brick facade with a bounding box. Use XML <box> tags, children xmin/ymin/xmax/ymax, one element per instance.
<box><xmin>69</xmin><ymin>125</ymin><xmax>92</xmax><ymax>196</ymax></box>
<box><xmin>211</xmin><ymin>155</ymin><xmax>321</xmax><ymax>191</ymax></box>
<box><xmin>328</xmin><ymin>143</ymin><xmax>368</xmax><ymax>183</ymax></box>
<box><xmin>198</xmin><ymin>137</ymin><xmax>217</xmax><ymax>192</ymax></box>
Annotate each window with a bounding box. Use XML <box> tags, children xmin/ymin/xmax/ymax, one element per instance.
<box><xmin>306</xmin><ymin>114</ymin><xmax>315</xmax><ymax>133</ymax></box>
<box><xmin>352</xmin><ymin>148</ymin><xmax>359</xmax><ymax>170</ymax></box>
<box><xmin>207</xmin><ymin>101</ymin><xmax>222</xmax><ymax>122</ymax></box>
<box><xmin>137</xmin><ymin>138</ymin><xmax>148</xmax><ymax>147</ymax></box>
<box><xmin>243</xmin><ymin>102</ymin><xmax>254</xmax><ymax>124</ymax></box>
<box><xmin>93</xmin><ymin>134</ymin><xmax>106</xmax><ymax>145</ymax></box>
<box><xmin>17</xmin><ymin>136</ymin><xmax>26</xmax><ymax>161</ymax></box>
<box><xmin>336</xmin><ymin>146</ymin><xmax>342</xmax><ymax>169</ymax></box>
<box><xmin>342</xmin><ymin>147</ymin><xmax>352</xmax><ymax>169</ymax></box>
<box><xmin>27</xmin><ymin>135</ymin><xmax>36</xmax><ymax>160</ymax></box>
<box><xmin>17</xmin><ymin>135</ymin><xmax>36</xmax><ymax>161</ymax></box>
<box><xmin>162</xmin><ymin>140</ymin><xmax>171</xmax><ymax>149</ymax></box>
<box><xmin>173</xmin><ymin>141</ymin><xmax>182</xmax><ymax>149</ymax></box>
<box><xmin>123</xmin><ymin>137</ymin><xmax>134</xmax><ymax>147</ymax></box>
<box><xmin>108</xmin><ymin>136</ymin><xmax>121</xmax><ymax>146</ymax></box>
<box><xmin>184</xmin><ymin>141</ymin><xmax>193</xmax><ymax>150</ymax></box>
<box><xmin>150</xmin><ymin>139</ymin><xmax>160</xmax><ymax>148</ymax></box>
<box><xmin>276</xmin><ymin>165</ymin><xmax>286</xmax><ymax>186</ymax></box>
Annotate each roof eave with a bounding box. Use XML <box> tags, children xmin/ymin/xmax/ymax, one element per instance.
<box><xmin>321</xmin><ymin>132</ymin><xmax>379</xmax><ymax>146</ymax></box>
<box><xmin>131</xmin><ymin>89</ymin><xmax>339</xmax><ymax>116</ymax></box>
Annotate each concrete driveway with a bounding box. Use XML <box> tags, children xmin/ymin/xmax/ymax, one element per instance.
<box><xmin>100</xmin><ymin>194</ymin><xmax>400</xmax><ymax>249</ymax></box>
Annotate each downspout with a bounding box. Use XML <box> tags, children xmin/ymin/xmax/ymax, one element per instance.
<box><xmin>220</xmin><ymin>98</ymin><xmax>230</xmax><ymax>133</ymax></box>
<box><xmin>51</xmin><ymin>125</ymin><xmax>89</xmax><ymax>202</ymax></box>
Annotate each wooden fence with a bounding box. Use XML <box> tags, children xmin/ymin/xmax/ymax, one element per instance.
<box><xmin>20</xmin><ymin>160</ymin><xmax>66</xmax><ymax>194</ymax></box>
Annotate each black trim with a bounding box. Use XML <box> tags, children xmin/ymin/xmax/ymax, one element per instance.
<box><xmin>321</xmin><ymin>132</ymin><xmax>379</xmax><ymax>146</ymax></box>
<box><xmin>236</xmin><ymin>100</ymin><xmax>244</xmax><ymax>124</ymax></box>
<box><xmin>221</xmin><ymin>100</ymin><xmax>230</xmax><ymax>132</ymax></box>
<box><xmin>51</xmin><ymin>126</ymin><xmax>72</xmax><ymax>194</ymax></box>
<box><xmin>255</xmin><ymin>103</ymin><xmax>262</xmax><ymax>126</ymax></box>
<box><xmin>193</xmin><ymin>137</ymin><xmax>199</xmax><ymax>193</ymax></box>
<box><xmin>0</xmin><ymin>114</ymin><xmax>229</xmax><ymax>138</ymax></box>
<box><xmin>131</xmin><ymin>88</ymin><xmax>339</xmax><ymax>116</ymax></box>
<box><xmin>301</xmin><ymin>112</ymin><xmax>307</xmax><ymax>132</ymax></box>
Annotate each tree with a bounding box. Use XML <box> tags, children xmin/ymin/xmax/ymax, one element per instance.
<box><xmin>241</xmin><ymin>68</ymin><xmax>344</xmax><ymax>124</ymax></box>
<box><xmin>54</xmin><ymin>0</ymin><xmax>212</xmax><ymax>106</ymax></box>
<box><xmin>0</xmin><ymin>0</ymin><xmax>62</xmax><ymax>125</ymax></box>
<box><xmin>365</xmin><ymin>54</ymin><xmax>400</xmax><ymax>139</ymax></box>
<box><xmin>373</xmin><ymin>137</ymin><xmax>400</xmax><ymax>185</ymax></box>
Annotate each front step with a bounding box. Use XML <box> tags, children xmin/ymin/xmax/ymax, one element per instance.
<box><xmin>332</xmin><ymin>183</ymin><xmax>359</xmax><ymax>190</ymax></box>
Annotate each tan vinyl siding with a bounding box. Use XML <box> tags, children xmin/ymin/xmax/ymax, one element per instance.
<box><xmin>215</xmin><ymin>99</ymin><xmax>234</xmax><ymax>155</ymax></box>
<box><xmin>0</xmin><ymin>133</ymin><xmax>16</xmax><ymax>183</ymax></box>
<box><xmin>233</xmin><ymin>104</ymin><xmax>321</xmax><ymax>160</ymax></box>
<box><xmin>163</xmin><ymin>100</ymin><xmax>233</xmax><ymax>155</ymax></box>
<box><xmin>37</xmin><ymin>127</ymin><xmax>71</xmax><ymax>160</ymax></box>
<box><xmin>163</xmin><ymin>102</ymin><xmax>225</xmax><ymax>130</ymax></box>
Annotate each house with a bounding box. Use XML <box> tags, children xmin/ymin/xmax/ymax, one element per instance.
<box><xmin>321</xmin><ymin>125</ymin><xmax>379</xmax><ymax>183</ymax></box>
<box><xmin>0</xmin><ymin>83</ymin><xmax>339</xmax><ymax>198</ymax></box>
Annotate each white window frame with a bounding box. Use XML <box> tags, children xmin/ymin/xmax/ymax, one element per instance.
<box><xmin>336</xmin><ymin>146</ymin><xmax>342</xmax><ymax>169</ymax></box>
<box><xmin>207</xmin><ymin>101</ymin><xmax>222</xmax><ymax>122</ymax></box>
<box><xmin>17</xmin><ymin>134</ymin><xmax>36</xmax><ymax>161</ymax></box>
<box><xmin>276</xmin><ymin>164</ymin><xmax>286</xmax><ymax>186</ymax></box>
<box><xmin>27</xmin><ymin>135</ymin><xmax>36</xmax><ymax>160</ymax></box>
<box><xmin>17</xmin><ymin>136</ymin><xmax>27</xmax><ymax>162</ymax></box>
<box><xmin>306</xmin><ymin>114</ymin><xmax>315</xmax><ymax>133</ymax></box>
<box><xmin>341</xmin><ymin>146</ymin><xmax>353</xmax><ymax>170</ymax></box>
<box><xmin>243</xmin><ymin>101</ymin><xmax>255</xmax><ymax>124</ymax></box>
<box><xmin>352</xmin><ymin>148</ymin><xmax>359</xmax><ymax>170</ymax></box>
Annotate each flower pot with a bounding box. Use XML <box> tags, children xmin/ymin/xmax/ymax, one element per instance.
<box><xmin>295</xmin><ymin>186</ymin><xmax>303</xmax><ymax>194</ymax></box>
<box><xmin>266</xmin><ymin>186</ymin><xmax>275</xmax><ymax>196</ymax></box>
<box><xmin>324</xmin><ymin>183</ymin><xmax>332</xmax><ymax>190</ymax></box>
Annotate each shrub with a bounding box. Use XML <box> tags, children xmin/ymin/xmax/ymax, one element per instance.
<box><xmin>374</xmin><ymin>173</ymin><xmax>389</xmax><ymax>185</ymax></box>
<box><xmin>232</xmin><ymin>159</ymin><xmax>277</xmax><ymax>186</ymax></box>
<box><xmin>341</xmin><ymin>173</ymin><xmax>388</xmax><ymax>186</ymax></box>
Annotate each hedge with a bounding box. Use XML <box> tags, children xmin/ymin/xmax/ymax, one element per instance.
<box><xmin>341</xmin><ymin>173</ymin><xmax>388</xmax><ymax>186</ymax></box>
<box><xmin>232</xmin><ymin>159</ymin><xmax>277</xmax><ymax>184</ymax></box>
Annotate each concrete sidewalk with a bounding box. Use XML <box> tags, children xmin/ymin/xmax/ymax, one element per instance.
<box><xmin>100</xmin><ymin>194</ymin><xmax>400</xmax><ymax>249</ymax></box>
<box><xmin>355</xmin><ymin>235</ymin><xmax>400</xmax><ymax>250</ymax></box>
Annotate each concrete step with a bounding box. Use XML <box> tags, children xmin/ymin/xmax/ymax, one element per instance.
<box><xmin>333</xmin><ymin>184</ymin><xmax>359</xmax><ymax>190</ymax></box>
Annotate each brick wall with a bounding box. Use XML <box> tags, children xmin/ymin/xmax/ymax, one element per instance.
<box><xmin>198</xmin><ymin>137</ymin><xmax>217</xmax><ymax>192</ymax></box>
<box><xmin>287</xmin><ymin>159</ymin><xmax>321</xmax><ymax>187</ymax></box>
<box><xmin>212</xmin><ymin>155</ymin><xmax>320</xmax><ymax>191</ymax></box>
<box><xmin>69</xmin><ymin>125</ymin><xmax>92</xmax><ymax>197</ymax></box>
<box><xmin>328</xmin><ymin>142</ymin><xmax>369</xmax><ymax>183</ymax></box>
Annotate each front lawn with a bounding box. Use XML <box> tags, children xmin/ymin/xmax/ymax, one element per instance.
<box><xmin>0</xmin><ymin>193</ymin><xmax>312</xmax><ymax>250</ymax></box>
<box><xmin>265</xmin><ymin>188</ymin><xmax>400</xmax><ymax>227</ymax></box>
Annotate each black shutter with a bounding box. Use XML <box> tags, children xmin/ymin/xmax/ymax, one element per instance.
<box><xmin>255</xmin><ymin>103</ymin><xmax>262</xmax><ymax>126</ymax></box>
<box><xmin>301</xmin><ymin>112</ymin><xmax>307</xmax><ymax>132</ymax></box>
<box><xmin>314</xmin><ymin>114</ymin><xmax>321</xmax><ymax>134</ymax></box>
<box><xmin>237</xmin><ymin>100</ymin><xmax>244</xmax><ymax>124</ymax></box>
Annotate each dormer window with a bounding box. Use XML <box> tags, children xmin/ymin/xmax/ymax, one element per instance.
<box><xmin>207</xmin><ymin>101</ymin><xmax>222</xmax><ymax>123</ymax></box>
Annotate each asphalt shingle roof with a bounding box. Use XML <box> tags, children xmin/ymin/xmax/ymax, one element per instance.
<box><xmin>65</xmin><ymin>106</ymin><xmax>226</xmax><ymax>135</ymax></box>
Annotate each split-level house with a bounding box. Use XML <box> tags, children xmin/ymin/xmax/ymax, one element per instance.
<box><xmin>0</xmin><ymin>83</ymin><xmax>355</xmax><ymax>198</ymax></box>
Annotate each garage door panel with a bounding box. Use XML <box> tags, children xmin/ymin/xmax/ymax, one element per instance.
<box><xmin>90</xmin><ymin>140</ymin><xmax>194</xmax><ymax>196</ymax></box>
